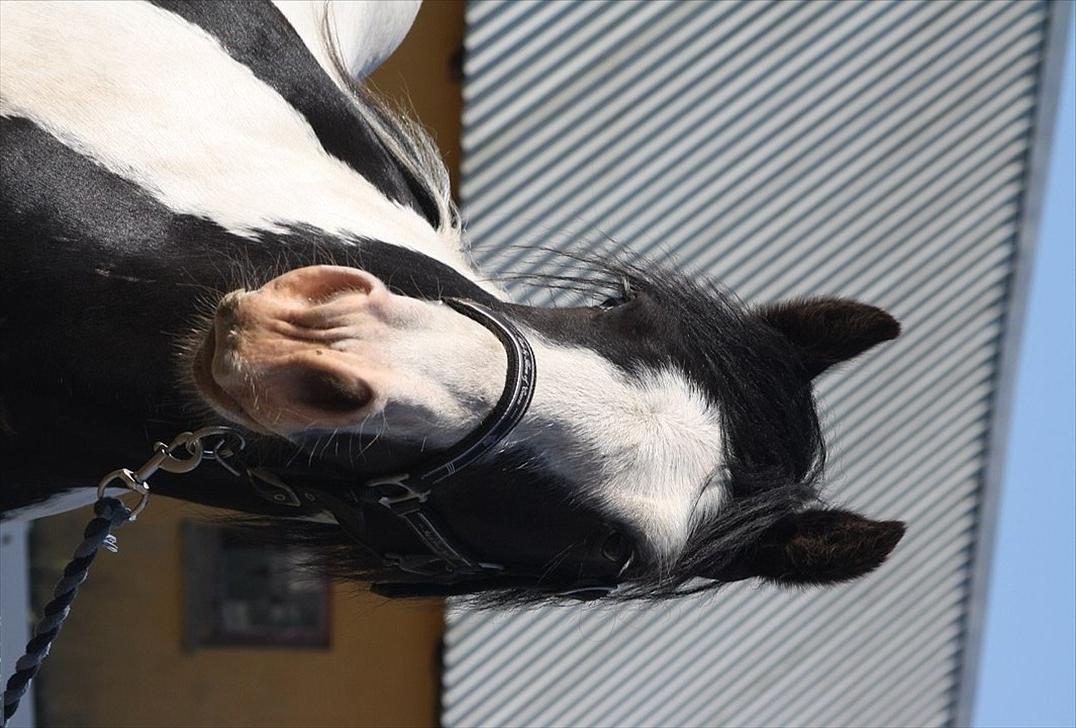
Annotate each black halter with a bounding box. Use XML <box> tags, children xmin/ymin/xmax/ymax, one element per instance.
<box><xmin>245</xmin><ymin>298</ymin><xmax>542</xmax><ymax>584</ymax></box>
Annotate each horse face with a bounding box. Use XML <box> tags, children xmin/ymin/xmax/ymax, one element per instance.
<box><xmin>191</xmin><ymin>260</ymin><xmax>905</xmax><ymax>597</ymax></box>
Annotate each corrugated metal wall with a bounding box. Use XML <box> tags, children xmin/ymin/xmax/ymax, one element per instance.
<box><xmin>443</xmin><ymin>2</ymin><xmax>1061</xmax><ymax>726</ymax></box>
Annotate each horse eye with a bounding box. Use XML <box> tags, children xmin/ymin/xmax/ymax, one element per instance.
<box><xmin>597</xmin><ymin>289</ymin><xmax>637</xmax><ymax>310</ymax></box>
<box><xmin>598</xmin><ymin>277</ymin><xmax>636</xmax><ymax>310</ymax></box>
<box><xmin>601</xmin><ymin>530</ymin><xmax>632</xmax><ymax>562</ymax></box>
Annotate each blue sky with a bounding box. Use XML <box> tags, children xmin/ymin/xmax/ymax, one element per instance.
<box><xmin>973</xmin><ymin>11</ymin><xmax>1076</xmax><ymax>728</ymax></box>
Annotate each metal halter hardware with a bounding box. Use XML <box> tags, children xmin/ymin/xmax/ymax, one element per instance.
<box><xmin>97</xmin><ymin>426</ymin><xmax>247</xmax><ymax>519</ymax></box>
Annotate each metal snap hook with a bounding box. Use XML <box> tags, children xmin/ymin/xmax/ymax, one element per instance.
<box><xmin>95</xmin><ymin>426</ymin><xmax>247</xmax><ymax>521</ymax></box>
<box><xmin>97</xmin><ymin>467</ymin><xmax>152</xmax><ymax>520</ymax></box>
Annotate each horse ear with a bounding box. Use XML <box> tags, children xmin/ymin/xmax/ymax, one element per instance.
<box><xmin>726</xmin><ymin>509</ymin><xmax>905</xmax><ymax>586</ymax></box>
<box><xmin>756</xmin><ymin>298</ymin><xmax>900</xmax><ymax>378</ymax></box>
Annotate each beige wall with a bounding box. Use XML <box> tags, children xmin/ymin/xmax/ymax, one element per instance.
<box><xmin>34</xmin><ymin>503</ymin><xmax>443</xmax><ymax>728</ymax></box>
<box><xmin>30</xmin><ymin>3</ymin><xmax>465</xmax><ymax>726</ymax></box>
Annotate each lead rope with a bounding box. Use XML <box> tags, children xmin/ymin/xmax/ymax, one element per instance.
<box><xmin>0</xmin><ymin>426</ymin><xmax>245</xmax><ymax>727</ymax></box>
<box><xmin>1</xmin><ymin>497</ymin><xmax>131</xmax><ymax>725</ymax></box>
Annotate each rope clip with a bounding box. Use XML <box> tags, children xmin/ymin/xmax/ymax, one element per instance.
<box><xmin>96</xmin><ymin>426</ymin><xmax>246</xmax><ymax>520</ymax></box>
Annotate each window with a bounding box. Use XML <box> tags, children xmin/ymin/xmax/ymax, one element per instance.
<box><xmin>183</xmin><ymin>523</ymin><xmax>331</xmax><ymax>649</ymax></box>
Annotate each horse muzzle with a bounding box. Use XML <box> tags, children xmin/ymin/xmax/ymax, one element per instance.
<box><xmin>191</xmin><ymin>265</ymin><xmax>385</xmax><ymax>435</ymax></box>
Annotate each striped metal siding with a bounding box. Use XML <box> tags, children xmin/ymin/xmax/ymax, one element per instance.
<box><xmin>443</xmin><ymin>2</ymin><xmax>1059</xmax><ymax>726</ymax></box>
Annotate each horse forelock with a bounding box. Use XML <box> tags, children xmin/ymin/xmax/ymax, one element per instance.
<box><xmin>607</xmin><ymin>262</ymin><xmax>826</xmax><ymax>592</ymax></box>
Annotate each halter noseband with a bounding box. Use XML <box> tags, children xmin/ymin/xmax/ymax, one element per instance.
<box><xmin>245</xmin><ymin>298</ymin><xmax>571</xmax><ymax>588</ymax></box>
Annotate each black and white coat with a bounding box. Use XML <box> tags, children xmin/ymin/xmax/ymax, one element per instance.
<box><xmin>1</xmin><ymin>1</ymin><xmax>905</xmax><ymax>601</ymax></box>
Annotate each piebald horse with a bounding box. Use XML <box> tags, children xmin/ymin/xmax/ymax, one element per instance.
<box><xmin>1</xmin><ymin>0</ymin><xmax>904</xmax><ymax>602</ymax></box>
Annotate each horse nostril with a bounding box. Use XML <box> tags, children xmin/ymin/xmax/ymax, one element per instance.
<box><xmin>291</xmin><ymin>369</ymin><xmax>370</xmax><ymax>414</ymax></box>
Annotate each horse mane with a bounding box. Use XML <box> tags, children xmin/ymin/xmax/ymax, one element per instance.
<box><xmin>320</xmin><ymin>12</ymin><xmax>463</xmax><ymax>250</ymax></box>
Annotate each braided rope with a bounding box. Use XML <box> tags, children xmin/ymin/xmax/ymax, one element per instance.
<box><xmin>1</xmin><ymin>497</ymin><xmax>131</xmax><ymax>726</ymax></box>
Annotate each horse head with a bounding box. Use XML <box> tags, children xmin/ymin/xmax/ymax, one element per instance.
<box><xmin>186</xmin><ymin>250</ymin><xmax>904</xmax><ymax>603</ymax></box>
<box><xmin>0</xmin><ymin>0</ymin><xmax>905</xmax><ymax>604</ymax></box>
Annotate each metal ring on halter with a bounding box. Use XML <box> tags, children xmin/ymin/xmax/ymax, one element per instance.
<box><xmin>186</xmin><ymin>426</ymin><xmax>246</xmax><ymax>458</ymax></box>
<box><xmin>191</xmin><ymin>427</ymin><xmax>247</xmax><ymax>477</ymax></box>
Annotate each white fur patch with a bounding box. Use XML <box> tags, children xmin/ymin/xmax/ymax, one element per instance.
<box><xmin>511</xmin><ymin>340</ymin><xmax>727</xmax><ymax>558</ymax></box>
<box><xmin>0</xmin><ymin>1</ymin><xmax>481</xmax><ymax>282</ymax></box>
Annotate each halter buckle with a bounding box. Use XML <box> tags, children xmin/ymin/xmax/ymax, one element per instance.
<box><xmin>367</xmin><ymin>474</ymin><xmax>429</xmax><ymax>514</ymax></box>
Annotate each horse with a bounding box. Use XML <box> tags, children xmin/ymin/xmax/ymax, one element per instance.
<box><xmin>0</xmin><ymin>0</ymin><xmax>905</xmax><ymax>604</ymax></box>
